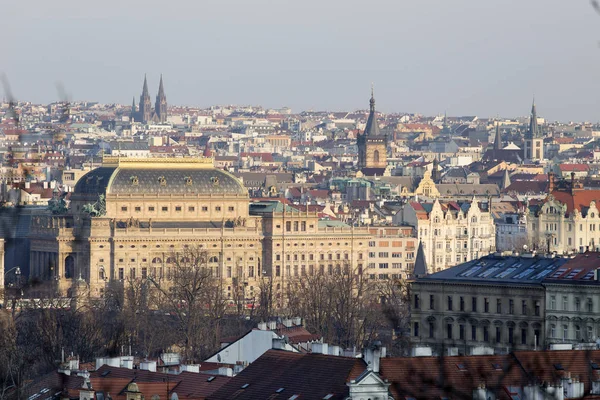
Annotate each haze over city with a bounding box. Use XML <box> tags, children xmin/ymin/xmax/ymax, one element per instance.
<box><xmin>3</xmin><ymin>0</ymin><xmax>600</xmax><ymax>121</ymax></box>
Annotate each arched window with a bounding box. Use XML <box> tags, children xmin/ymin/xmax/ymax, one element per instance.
<box><xmin>166</xmin><ymin>257</ymin><xmax>177</xmax><ymax>264</ymax></box>
<box><xmin>152</xmin><ymin>257</ymin><xmax>162</xmax><ymax>264</ymax></box>
<box><xmin>209</xmin><ymin>256</ymin><xmax>219</xmax><ymax>263</ymax></box>
<box><xmin>373</xmin><ymin>150</ymin><xmax>380</xmax><ymax>163</ymax></box>
<box><xmin>65</xmin><ymin>255</ymin><xmax>75</xmax><ymax>279</ymax></box>
<box><xmin>180</xmin><ymin>257</ymin><xmax>190</xmax><ymax>264</ymax></box>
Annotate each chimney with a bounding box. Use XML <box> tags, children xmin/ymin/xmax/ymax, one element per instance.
<box><xmin>311</xmin><ymin>343</ymin><xmax>328</xmax><ymax>354</ymax></box>
<box><xmin>257</xmin><ymin>322</ymin><xmax>267</xmax><ymax>330</ymax></box>
<box><xmin>282</xmin><ymin>318</ymin><xmax>293</xmax><ymax>328</ymax></box>
<box><xmin>267</xmin><ymin>321</ymin><xmax>277</xmax><ymax>330</ymax></box>
<box><xmin>292</xmin><ymin>317</ymin><xmax>302</xmax><ymax>326</ymax></box>
<box><xmin>272</xmin><ymin>337</ymin><xmax>287</xmax><ymax>350</ymax></box>
<box><xmin>364</xmin><ymin>341</ymin><xmax>383</xmax><ymax>373</ymax></box>
<box><xmin>140</xmin><ymin>361</ymin><xmax>157</xmax><ymax>372</ymax></box>
<box><xmin>548</xmin><ymin>172</ymin><xmax>555</xmax><ymax>193</ymax></box>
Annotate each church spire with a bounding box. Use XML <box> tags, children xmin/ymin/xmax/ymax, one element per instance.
<box><xmin>155</xmin><ymin>74</ymin><xmax>167</xmax><ymax>123</ymax></box>
<box><xmin>130</xmin><ymin>97</ymin><xmax>137</xmax><ymax>121</ymax></box>
<box><xmin>142</xmin><ymin>74</ymin><xmax>149</xmax><ymax>96</ymax></box>
<box><xmin>527</xmin><ymin>97</ymin><xmax>540</xmax><ymax>139</ymax></box>
<box><xmin>157</xmin><ymin>74</ymin><xmax>165</xmax><ymax>98</ymax></box>
<box><xmin>364</xmin><ymin>84</ymin><xmax>381</xmax><ymax>136</ymax></box>
<box><xmin>493</xmin><ymin>121</ymin><xmax>502</xmax><ymax>151</ymax></box>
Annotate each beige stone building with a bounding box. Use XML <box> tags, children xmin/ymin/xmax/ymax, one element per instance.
<box><xmin>398</xmin><ymin>199</ymin><xmax>496</xmax><ymax>272</ymax></box>
<box><xmin>527</xmin><ymin>173</ymin><xmax>600</xmax><ymax>254</ymax></box>
<box><xmin>366</xmin><ymin>226</ymin><xmax>417</xmax><ymax>280</ymax></box>
<box><xmin>28</xmin><ymin>157</ymin><xmax>371</xmax><ymax>303</ymax></box>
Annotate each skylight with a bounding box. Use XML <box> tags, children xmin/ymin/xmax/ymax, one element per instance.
<box><xmin>550</xmin><ymin>268</ymin><xmax>567</xmax><ymax>279</ymax></box>
<box><xmin>566</xmin><ymin>269</ymin><xmax>582</xmax><ymax>279</ymax></box>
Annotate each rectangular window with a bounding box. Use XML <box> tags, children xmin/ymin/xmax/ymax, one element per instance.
<box><xmin>276</xmin><ymin>265</ymin><xmax>281</xmax><ymax>276</ymax></box>
<box><xmin>414</xmin><ymin>294</ymin><xmax>420</xmax><ymax>309</ymax></box>
<box><xmin>148</xmin><ymin>206</ymin><xmax>155</xmax><ymax>212</ymax></box>
<box><xmin>215</xmin><ymin>206</ymin><xmax>221</xmax><ymax>211</ymax></box>
<box><xmin>508</xmin><ymin>327</ymin><xmax>514</xmax><ymax>344</ymax></box>
<box><xmin>460</xmin><ymin>296</ymin><xmax>465</xmax><ymax>311</ymax></box>
<box><xmin>483</xmin><ymin>326</ymin><xmax>489</xmax><ymax>342</ymax></box>
<box><xmin>496</xmin><ymin>326</ymin><xmax>501</xmax><ymax>343</ymax></box>
<box><xmin>118</xmin><ymin>268</ymin><xmax>124</xmax><ymax>280</ymax></box>
<box><xmin>301</xmin><ymin>221</ymin><xmax>306</xmax><ymax>231</ymax></box>
<box><xmin>447</xmin><ymin>296</ymin><xmax>453</xmax><ymax>311</ymax></box>
<box><xmin>447</xmin><ymin>324</ymin><xmax>453</xmax><ymax>339</ymax></box>
<box><xmin>141</xmin><ymin>267</ymin><xmax>147</xmax><ymax>279</ymax></box>
<box><xmin>588</xmin><ymin>298</ymin><xmax>593</xmax><ymax>313</ymax></box>
<box><xmin>496</xmin><ymin>299</ymin><xmax>502</xmax><ymax>314</ymax></box>
<box><xmin>414</xmin><ymin>322</ymin><xmax>419</xmax><ymax>337</ymax></box>
<box><xmin>286</xmin><ymin>221</ymin><xmax>291</xmax><ymax>232</ymax></box>
<box><xmin>472</xmin><ymin>297</ymin><xmax>477</xmax><ymax>312</ymax></box>
<box><xmin>534</xmin><ymin>301</ymin><xmax>540</xmax><ymax>316</ymax></box>
<box><xmin>188</xmin><ymin>206</ymin><xmax>195</xmax><ymax>212</ymax></box>
<box><xmin>521</xmin><ymin>328</ymin><xmax>527</xmax><ymax>345</ymax></box>
<box><xmin>471</xmin><ymin>325</ymin><xmax>477</xmax><ymax>341</ymax></box>
<box><xmin>509</xmin><ymin>299</ymin><xmax>514</xmax><ymax>314</ymax></box>
<box><xmin>575</xmin><ymin>297</ymin><xmax>580</xmax><ymax>311</ymax></box>
<box><xmin>484</xmin><ymin>298</ymin><xmax>489</xmax><ymax>313</ymax></box>
<box><xmin>563</xmin><ymin>325</ymin><xmax>568</xmax><ymax>339</ymax></box>
<box><xmin>202</xmin><ymin>206</ymin><xmax>208</xmax><ymax>211</ymax></box>
<box><xmin>121</xmin><ymin>206</ymin><xmax>128</xmax><ymax>212</ymax></box>
<box><xmin>550</xmin><ymin>296</ymin><xmax>556</xmax><ymax>310</ymax></box>
<box><xmin>294</xmin><ymin>221</ymin><xmax>299</xmax><ymax>231</ymax></box>
<box><xmin>134</xmin><ymin>207</ymin><xmax>141</xmax><ymax>212</ymax></box>
<box><xmin>228</xmin><ymin>206</ymin><xmax>234</xmax><ymax>211</ymax></box>
<box><xmin>175</xmin><ymin>206</ymin><xmax>182</xmax><ymax>212</ymax></box>
<box><xmin>563</xmin><ymin>296</ymin><xmax>568</xmax><ymax>311</ymax></box>
<box><xmin>522</xmin><ymin>300</ymin><xmax>527</xmax><ymax>315</ymax></box>
<box><xmin>162</xmin><ymin>206</ymin><xmax>168</xmax><ymax>212</ymax></box>
<box><xmin>429</xmin><ymin>322</ymin><xmax>434</xmax><ymax>338</ymax></box>
<box><xmin>459</xmin><ymin>324</ymin><xmax>465</xmax><ymax>340</ymax></box>
<box><xmin>429</xmin><ymin>295</ymin><xmax>435</xmax><ymax>310</ymax></box>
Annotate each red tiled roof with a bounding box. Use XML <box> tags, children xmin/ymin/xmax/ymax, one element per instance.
<box><xmin>559</xmin><ymin>164</ymin><xmax>590</xmax><ymax>172</ymax></box>
<box><xmin>380</xmin><ymin>354</ymin><xmax>526</xmax><ymax>400</ymax></box>
<box><xmin>550</xmin><ymin>188</ymin><xmax>600</xmax><ymax>215</ymax></box>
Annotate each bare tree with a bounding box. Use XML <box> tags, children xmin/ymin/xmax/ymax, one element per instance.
<box><xmin>286</xmin><ymin>264</ymin><xmax>384</xmax><ymax>349</ymax></box>
<box><xmin>148</xmin><ymin>246</ymin><xmax>227</xmax><ymax>361</ymax></box>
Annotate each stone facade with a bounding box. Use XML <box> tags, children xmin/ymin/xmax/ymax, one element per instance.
<box><xmin>399</xmin><ymin>199</ymin><xmax>496</xmax><ymax>272</ymax></box>
<box><xmin>411</xmin><ymin>279</ymin><xmax>545</xmax><ymax>355</ymax></box>
<box><xmin>28</xmin><ymin>157</ymin><xmax>371</xmax><ymax>303</ymax></box>
<box><xmin>410</xmin><ymin>253</ymin><xmax>600</xmax><ymax>355</ymax></box>
<box><xmin>527</xmin><ymin>173</ymin><xmax>600</xmax><ymax>254</ymax></box>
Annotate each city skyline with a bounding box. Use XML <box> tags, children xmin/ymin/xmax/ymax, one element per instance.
<box><xmin>2</xmin><ymin>0</ymin><xmax>600</xmax><ymax>121</ymax></box>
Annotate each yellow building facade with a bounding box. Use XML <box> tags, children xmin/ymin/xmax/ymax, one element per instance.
<box><xmin>28</xmin><ymin>157</ymin><xmax>371</xmax><ymax>303</ymax></box>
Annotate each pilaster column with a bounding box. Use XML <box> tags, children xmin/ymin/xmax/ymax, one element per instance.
<box><xmin>58</xmin><ymin>252</ymin><xmax>66</xmax><ymax>279</ymax></box>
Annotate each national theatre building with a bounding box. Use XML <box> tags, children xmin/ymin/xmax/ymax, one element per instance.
<box><xmin>28</xmin><ymin>157</ymin><xmax>371</xmax><ymax>303</ymax></box>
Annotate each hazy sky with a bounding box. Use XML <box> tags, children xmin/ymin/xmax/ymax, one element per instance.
<box><xmin>2</xmin><ymin>0</ymin><xmax>600</xmax><ymax>121</ymax></box>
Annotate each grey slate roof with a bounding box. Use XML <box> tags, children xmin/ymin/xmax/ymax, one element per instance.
<box><xmin>418</xmin><ymin>255</ymin><xmax>569</xmax><ymax>285</ymax></box>
<box><xmin>413</xmin><ymin>241</ymin><xmax>427</xmax><ymax>277</ymax></box>
<box><xmin>364</xmin><ymin>93</ymin><xmax>382</xmax><ymax>137</ymax></box>
<box><xmin>74</xmin><ymin>167</ymin><xmax>247</xmax><ymax>196</ymax></box>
